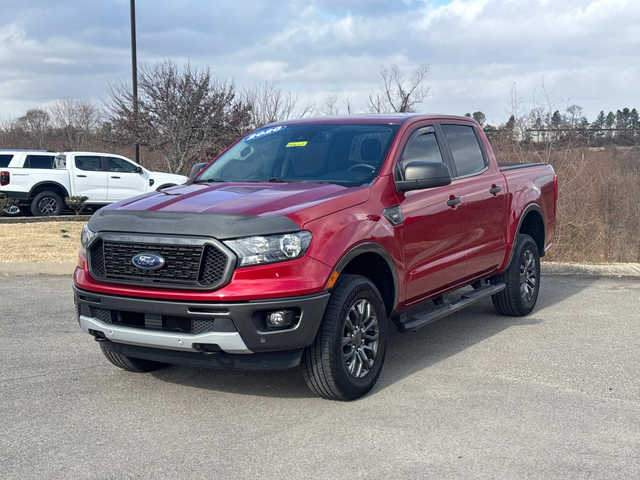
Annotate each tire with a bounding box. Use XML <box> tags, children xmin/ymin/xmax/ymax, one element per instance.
<box><xmin>100</xmin><ymin>346</ymin><xmax>168</xmax><ymax>373</ymax></box>
<box><xmin>491</xmin><ymin>234</ymin><xmax>541</xmax><ymax>316</ymax></box>
<box><xmin>302</xmin><ymin>275</ymin><xmax>388</xmax><ymax>401</ymax></box>
<box><xmin>31</xmin><ymin>191</ymin><xmax>64</xmax><ymax>216</ymax></box>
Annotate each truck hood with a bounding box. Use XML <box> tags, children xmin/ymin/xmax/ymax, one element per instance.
<box><xmin>104</xmin><ymin>181</ymin><xmax>370</xmax><ymax>227</ymax></box>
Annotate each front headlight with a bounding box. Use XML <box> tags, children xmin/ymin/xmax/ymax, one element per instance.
<box><xmin>80</xmin><ymin>224</ymin><xmax>96</xmax><ymax>255</ymax></box>
<box><xmin>224</xmin><ymin>231</ymin><xmax>312</xmax><ymax>267</ymax></box>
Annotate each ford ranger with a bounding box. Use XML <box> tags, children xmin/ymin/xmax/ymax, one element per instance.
<box><xmin>73</xmin><ymin>114</ymin><xmax>557</xmax><ymax>400</ymax></box>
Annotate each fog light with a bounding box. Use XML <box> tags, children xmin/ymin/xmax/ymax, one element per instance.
<box><xmin>266</xmin><ymin>310</ymin><xmax>294</xmax><ymax>329</ymax></box>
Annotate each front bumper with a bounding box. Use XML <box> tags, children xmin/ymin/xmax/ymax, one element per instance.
<box><xmin>74</xmin><ymin>285</ymin><xmax>330</xmax><ymax>356</ymax></box>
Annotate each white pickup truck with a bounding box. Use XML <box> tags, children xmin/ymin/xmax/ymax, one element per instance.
<box><xmin>0</xmin><ymin>150</ymin><xmax>187</xmax><ymax>216</ymax></box>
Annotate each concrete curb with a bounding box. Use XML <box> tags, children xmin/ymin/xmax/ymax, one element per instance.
<box><xmin>542</xmin><ymin>262</ymin><xmax>640</xmax><ymax>278</ymax></box>
<box><xmin>0</xmin><ymin>215</ymin><xmax>92</xmax><ymax>224</ymax></box>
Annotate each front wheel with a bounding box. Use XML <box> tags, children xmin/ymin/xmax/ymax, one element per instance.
<box><xmin>491</xmin><ymin>233</ymin><xmax>541</xmax><ymax>316</ymax></box>
<box><xmin>302</xmin><ymin>275</ymin><xmax>388</xmax><ymax>401</ymax></box>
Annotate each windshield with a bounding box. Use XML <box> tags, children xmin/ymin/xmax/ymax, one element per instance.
<box><xmin>196</xmin><ymin>123</ymin><xmax>399</xmax><ymax>187</ymax></box>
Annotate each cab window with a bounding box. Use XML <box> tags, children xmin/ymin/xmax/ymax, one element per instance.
<box><xmin>441</xmin><ymin>125</ymin><xmax>486</xmax><ymax>177</ymax></box>
<box><xmin>106</xmin><ymin>157</ymin><xmax>139</xmax><ymax>173</ymax></box>
<box><xmin>75</xmin><ymin>156</ymin><xmax>103</xmax><ymax>171</ymax></box>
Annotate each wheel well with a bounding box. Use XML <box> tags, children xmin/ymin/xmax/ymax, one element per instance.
<box><xmin>340</xmin><ymin>252</ymin><xmax>395</xmax><ymax>316</ymax></box>
<box><xmin>519</xmin><ymin>210</ymin><xmax>545</xmax><ymax>256</ymax></box>
<box><xmin>30</xmin><ymin>183</ymin><xmax>69</xmax><ymax>201</ymax></box>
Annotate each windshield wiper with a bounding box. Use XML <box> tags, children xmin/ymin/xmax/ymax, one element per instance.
<box><xmin>266</xmin><ymin>177</ymin><xmax>287</xmax><ymax>183</ymax></box>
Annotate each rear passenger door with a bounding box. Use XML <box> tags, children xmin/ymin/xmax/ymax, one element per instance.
<box><xmin>73</xmin><ymin>155</ymin><xmax>109</xmax><ymax>202</ymax></box>
<box><xmin>398</xmin><ymin>125</ymin><xmax>468</xmax><ymax>305</ymax></box>
<box><xmin>440</xmin><ymin>123</ymin><xmax>507</xmax><ymax>278</ymax></box>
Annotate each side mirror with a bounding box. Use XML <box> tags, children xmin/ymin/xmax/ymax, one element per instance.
<box><xmin>134</xmin><ymin>166</ymin><xmax>143</xmax><ymax>173</ymax></box>
<box><xmin>396</xmin><ymin>161</ymin><xmax>451</xmax><ymax>193</ymax></box>
<box><xmin>190</xmin><ymin>162</ymin><xmax>208</xmax><ymax>178</ymax></box>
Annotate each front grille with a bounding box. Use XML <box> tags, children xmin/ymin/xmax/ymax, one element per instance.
<box><xmin>88</xmin><ymin>236</ymin><xmax>233</xmax><ymax>289</ymax></box>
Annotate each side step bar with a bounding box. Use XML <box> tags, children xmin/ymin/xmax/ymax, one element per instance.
<box><xmin>396</xmin><ymin>283</ymin><xmax>505</xmax><ymax>333</ymax></box>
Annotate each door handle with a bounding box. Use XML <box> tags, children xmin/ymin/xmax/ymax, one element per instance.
<box><xmin>111</xmin><ymin>176</ymin><xmax>121</xmax><ymax>179</ymax></box>
<box><xmin>447</xmin><ymin>196</ymin><xmax>461</xmax><ymax>207</ymax></box>
<box><xmin>490</xmin><ymin>185</ymin><xmax>502</xmax><ymax>195</ymax></box>
<box><xmin>76</xmin><ymin>175</ymin><xmax>87</xmax><ymax>178</ymax></box>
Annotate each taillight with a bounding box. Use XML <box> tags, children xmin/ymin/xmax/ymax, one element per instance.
<box><xmin>553</xmin><ymin>174</ymin><xmax>558</xmax><ymax>216</ymax></box>
<box><xmin>0</xmin><ymin>171</ymin><xmax>9</xmax><ymax>186</ymax></box>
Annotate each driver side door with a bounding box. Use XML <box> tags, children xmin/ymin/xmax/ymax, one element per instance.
<box><xmin>105</xmin><ymin>156</ymin><xmax>147</xmax><ymax>201</ymax></box>
<box><xmin>398</xmin><ymin>125</ymin><xmax>468</xmax><ymax>305</ymax></box>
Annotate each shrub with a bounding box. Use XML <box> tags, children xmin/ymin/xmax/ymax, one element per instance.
<box><xmin>65</xmin><ymin>196</ymin><xmax>89</xmax><ymax>216</ymax></box>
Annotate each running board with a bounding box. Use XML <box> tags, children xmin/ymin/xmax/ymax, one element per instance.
<box><xmin>396</xmin><ymin>283</ymin><xmax>505</xmax><ymax>333</ymax></box>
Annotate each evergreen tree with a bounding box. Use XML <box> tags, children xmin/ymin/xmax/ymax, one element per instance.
<box><xmin>605</xmin><ymin>111</ymin><xmax>615</xmax><ymax>139</ymax></box>
<box><xmin>472</xmin><ymin>111</ymin><xmax>486</xmax><ymax>126</ymax></box>
<box><xmin>592</xmin><ymin>110</ymin><xmax>606</xmax><ymax>137</ymax></box>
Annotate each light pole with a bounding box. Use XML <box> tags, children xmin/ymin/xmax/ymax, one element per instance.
<box><xmin>130</xmin><ymin>0</ymin><xmax>140</xmax><ymax>164</ymax></box>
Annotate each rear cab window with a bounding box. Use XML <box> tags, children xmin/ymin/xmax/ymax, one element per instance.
<box><xmin>441</xmin><ymin>124</ymin><xmax>486</xmax><ymax>177</ymax></box>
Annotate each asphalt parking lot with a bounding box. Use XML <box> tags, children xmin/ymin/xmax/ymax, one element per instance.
<box><xmin>1</xmin><ymin>275</ymin><xmax>639</xmax><ymax>479</ymax></box>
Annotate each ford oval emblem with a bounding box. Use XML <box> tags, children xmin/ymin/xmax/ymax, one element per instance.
<box><xmin>132</xmin><ymin>253</ymin><xmax>166</xmax><ymax>270</ymax></box>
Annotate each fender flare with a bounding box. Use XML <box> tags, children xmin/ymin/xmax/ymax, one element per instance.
<box><xmin>332</xmin><ymin>242</ymin><xmax>399</xmax><ymax>314</ymax></box>
<box><xmin>505</xmin><ymin>202</ymin><xmax>546</xmax><ymax>268</ymax></box>
<box><xmin>28</xmin><ymin>181</ymin><xmax>70</xmax><ymax>200</ymax></box>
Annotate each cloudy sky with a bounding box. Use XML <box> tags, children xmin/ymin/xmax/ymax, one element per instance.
<box><xmin>0</xmin><ymin>0</ymin><xmax>638</xmax><ymax>124</ymax></box>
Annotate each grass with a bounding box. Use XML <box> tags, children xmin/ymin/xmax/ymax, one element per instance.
<box><xmin>0</xmin><ymin>222</ymin><xmax>84</xmax><ymax>263</ymax></box>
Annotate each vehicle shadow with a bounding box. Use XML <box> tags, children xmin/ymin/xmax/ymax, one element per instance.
<box><xmin>151</xmin><ymin>276</ymin><xmax>595</xmax><ymax>400</ymax></box>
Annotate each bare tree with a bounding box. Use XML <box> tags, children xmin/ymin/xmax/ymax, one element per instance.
<box><xmin>107</xmin><ymin>60</ymin><xmax>251</xmax><ymax>175</ymax></box>
<box><xmin>243</xmin><ymin>82</ymin><xmax>298</xmax><ymax>128</ymax></box>
<box><xmin>49</xmin><ymin>97</ymin><xmax>102</xmax><ymax>150</ymax></box>
<box><xmin>14</xmin><ymin>108</ymin><xmax>52</xmax><ymax>149</ymax></box>
<box><xmin>368</xmin><ymin>64</ymin><xmax>431</xmax><ymax>113</ymax></box>
<box><xmin>321</xmin><ymin>94</ymin><xmax>340</xmax><ymax>115</ymax></box>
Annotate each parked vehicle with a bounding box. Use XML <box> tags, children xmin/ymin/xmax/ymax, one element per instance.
<box><xmin>73</xmin><ymin>114</ymin><xmax>557</xmax><ymax>400</ymax></box>
<box><xmin>0</xmin><ymin>150</ymin><xmax>187</xmax><ymax>216</ymax></box>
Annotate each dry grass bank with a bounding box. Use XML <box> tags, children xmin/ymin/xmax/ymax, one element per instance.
<box><xmin>0</xmin><ymin>221</ymin><xmax>83</xmax><ymax>263</ymax></box>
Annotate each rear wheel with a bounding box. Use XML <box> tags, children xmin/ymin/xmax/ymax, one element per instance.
<box><xmin>100</xmin><ymin>346</ymin><xmax>168</xmax><ymax>373</ymax></box>
<box><xmin>1</xmin><ymin>204</ymin><xmax>22</xmax><ymax>217</ymax></box>
<box><xmin>491</xmin><ymin>234</ymin><xmax>541</xmax><ymax>316</ymax></box>
<box><xmin>31</xmin><ymin>191</ymin><xmax>64</xmax><ymax>216</ymax></box>
<box><xmin>302</xmin><ymin>275</ymin><xmax>387</xmax><ymax>400</ymax></box>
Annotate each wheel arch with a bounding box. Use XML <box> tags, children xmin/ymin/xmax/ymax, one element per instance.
<box><xmin>29</xmin><ymin>181</ymin><xmax>70</xmax><ymax>200</ymax></box>
<box><xmin>332</xmin><ymin>243</ymin><xmax>399</xmax><ymax>317</ymax></box>
<box><xmin>505</xmin><ymin>203</ymin><xmax>546</xmax><ymax>268</ymax></box>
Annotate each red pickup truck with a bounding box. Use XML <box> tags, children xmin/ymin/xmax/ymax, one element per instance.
<box><xmin>73</xmin><ymin>114</ymin><xmax>557</xmax><ymax>400</ymax></box>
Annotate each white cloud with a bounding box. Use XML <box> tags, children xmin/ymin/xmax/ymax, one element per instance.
<box><xmin>0</xmin><ymin>0</ymin><xmax>638</xmax><ymax>122</ymax></box>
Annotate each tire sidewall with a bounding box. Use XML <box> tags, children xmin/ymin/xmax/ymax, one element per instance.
<box><xmin>328</xmin><ymin>278</ymin><xmax>388</xmax><ymax>396</ymax></box>
<box><xmin>514</xmin><ymin>235</ymin><xmax>541</xmax><ymax>314</ymax></box>
<box><xmin>32</xmin><ymin>192</ymin><xmax>63</xmax><ymax>216</ymax></box>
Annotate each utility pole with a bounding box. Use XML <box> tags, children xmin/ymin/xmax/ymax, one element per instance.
<box><xmin>130</xmin><ymin>0</ymin><xmax>140</xmax><ymax>164</ymax></box>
